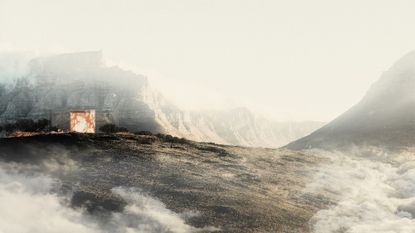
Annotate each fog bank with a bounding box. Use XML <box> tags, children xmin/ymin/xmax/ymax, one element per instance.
<box><xmin>0</xmin><ymin>162</ymin><xmax>216</xmax><ymax>233</ymax></box>
<box><xmin>305</xmin><ymin>149</ymin><xmax>415</xmax><ymax>233</ymax></box>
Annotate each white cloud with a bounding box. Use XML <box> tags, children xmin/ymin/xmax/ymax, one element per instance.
<box><xmin>0</xmin><ymin>163</ymin><xmax>218</xmax><ymax>233</ymax></box>
<box><xmin>305</xmin><ymin>149</ymin><xmax>415</xmax><ymax>233</ymax></box>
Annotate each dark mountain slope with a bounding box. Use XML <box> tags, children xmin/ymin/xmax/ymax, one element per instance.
<box><xmin>286</xmin><ymin>51</ymin><xmax>415</xmax><ymax>150</ymax></box>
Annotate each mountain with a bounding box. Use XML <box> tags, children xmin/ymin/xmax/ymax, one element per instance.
<box><xmin>160</xmin><ymin>107</ymin><xmax>323</xmax><ymax>147</ymax></box>
<box><xmin>0</xmin><ymin>51</ymin><xmax>162</xmax><ymax>132</ymax></box>
<box><xmin>0</xmin><ymin>51</ymin><xmax>323</xmax><ymax>147</ymax></box>
<box><xmin>286</xmin><ymin>51</ymin><xmax>415</xmax><ymax>150</ymax></box>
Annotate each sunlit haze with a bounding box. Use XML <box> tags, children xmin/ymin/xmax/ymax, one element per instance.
<box><xmin>2</xmin><ymin>0</ymin><xmax>415</xmax><ymax>121</ymax></box>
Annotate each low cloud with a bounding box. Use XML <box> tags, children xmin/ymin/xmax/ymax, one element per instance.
<box><xmin>305</xmin><ymin>149</ymin><xmax>415</xmax><ymax>233</ymax></box>
<box><xmin>0</xmin><ymin>166</ymin><xmax>99</xmax><ymax>233</ymax></box>
<box><xmin>107</xmin><ymin>187</ymin><xmax>218</xmax><ymax>233</ymax></box>
<box><xmin>0</xmin><ymin>163</ymin><xmax>218</xmax><ymax>233</ymax></box>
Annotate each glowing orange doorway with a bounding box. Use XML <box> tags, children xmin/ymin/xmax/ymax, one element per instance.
<box><xmin>70</xmin><ymin>110</ymin><xmax>96</xmax><ymax>133</ymax></box>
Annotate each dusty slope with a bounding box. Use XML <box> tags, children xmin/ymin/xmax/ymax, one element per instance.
<box><xmin>0</xmin><ymin>133</ymin><xmax>328</xmax><ymax>233</ymax></box>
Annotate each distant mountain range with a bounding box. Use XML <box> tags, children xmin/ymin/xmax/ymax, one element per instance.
<box><xmin>0</xmin><ymin>51</ymin><xmax>323</xmax><ymax>148</ymax></box>
<box><xmin>286</xmin><ymin>51</ymin><xmax>415</xmax><ymax>150</ymax></box>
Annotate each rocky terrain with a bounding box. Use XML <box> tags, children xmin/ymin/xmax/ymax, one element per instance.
<box><xmin>3</xmin><ymin>51</ymin><xmax>415</xmax><ymax>233</ymax></box>
<box><xmin>0</xmin><ymin>133</ymin><xmax>328</xmax><ymax>233</ymax></box>
<box><xmin>0</xmin><ymin>51</ymin><xmax>323</xmax><ymax>148</ymax></box>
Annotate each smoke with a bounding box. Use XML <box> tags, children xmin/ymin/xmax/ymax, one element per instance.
<box><xmin>305</xmin><ymin>149</ymin><xmax>415</xmax><ymax>233</ymax></box>
<box><xmin>106</xmin><ymin>187</ymin><xmax>218</xmax><ymax>233</ymax></box>
<box><xmin>0</xmin><ymin>165</ymin><xmax>99</xmax><ymax>233</ymax></box>
<box><xmin>0</xmin><ymin>162</ymin><xmax>217</xmax><ymax>233</ymax></box>
<box><xmin>0</xmin><ymin>52</ymin><xmax>35</xmax><ymax>85</ymax></box>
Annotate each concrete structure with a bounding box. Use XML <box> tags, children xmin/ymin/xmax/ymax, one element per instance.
<box><xmin>50</xmin><ymin>109</ymin><xmax>114</xmax><ymax>133</ymax></box>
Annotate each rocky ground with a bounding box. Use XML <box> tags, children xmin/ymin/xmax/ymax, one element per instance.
<box><xmin>0</xmin><ymin>133</ymin><xmax>328</xmax><ymax>233</ymax></box>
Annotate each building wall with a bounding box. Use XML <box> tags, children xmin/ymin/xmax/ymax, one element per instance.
<box><xmin>51</xmin><ymin>109</ymin><xmax>115</xmax><ymax>133</ymax></box>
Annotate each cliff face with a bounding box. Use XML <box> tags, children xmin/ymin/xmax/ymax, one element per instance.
<box><xmin>158</xmin><ymin>107</ymin><xmax>323</xmax><ymax>148</ymax></box>
<box><xmin>286</xmin><ymin>51</ymin><xmax>415</xmax><ymax>150</ymax></box>
<box><xmin>0</xmin><ymin>52</ymin><xmax>162</xmax><ymax>132</ymax></box>
<box><xmin>0</xmin><ymin>52</ymin><xmax>323</xmax><ymax>147</ymax></box>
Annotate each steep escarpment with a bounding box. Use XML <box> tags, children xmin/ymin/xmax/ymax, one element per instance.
<box><xmin>161</xmin><ymin>107</ymin><xmax>323</xmax><ymax>148</ymax></box>
<box><xmin>0</xmin><ymin>52</ymin><xmax>323</xmax><ymax>147</ymax></box>
<box><xmin>0</xmin><ymin>51</ymin><xmax>162</xmax><ymax>132</ymax></box>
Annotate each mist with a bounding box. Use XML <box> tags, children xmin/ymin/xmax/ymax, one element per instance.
<box><xmin>0</xmin><ymin>160</ymin><xmax>217</xmax><ymax>233</ymax></box>
<box><xmin>4</xmin><ymin>0</ymin><xmax>415</xmax><ymax>121</ymax></box>
<box><xmin>3</xmin><ymin>0</ymin><xmax>415</xmax><ymax>232</ymax></box>
<box><xmin>304</xmin><ymin>149</ymin><xmax>415</xmax><ymax>233</ymax></box>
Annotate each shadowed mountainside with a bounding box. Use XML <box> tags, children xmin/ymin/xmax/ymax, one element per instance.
<box><xmin>286</xmin><ymin>51</ymin><xmax>415</xmax><ymax>151</ymax></box>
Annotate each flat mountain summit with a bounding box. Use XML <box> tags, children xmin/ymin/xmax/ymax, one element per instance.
<box><xmin>0</xmin><ymin>51</ymin><xmax>323</xmax><ymax>148</ymax></box>
<box><xmin>286</xmin><ymin>51</ymin><xmax>415</xmax><ymax>150</ymax></box>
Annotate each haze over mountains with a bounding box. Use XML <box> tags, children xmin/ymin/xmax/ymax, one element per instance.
<box><xmin>0</xmin><ymin>51</ymin><xmax>323</xmax><ymax>147</ymax></box>
<box><xmin>287</xmin><ymin>51</ymin><xmax>415</xmax><ymax>151</ymax></box>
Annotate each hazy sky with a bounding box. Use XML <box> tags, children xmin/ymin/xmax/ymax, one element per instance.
<box><xmin>1</xmin><ymin>0</ymin><xmax>415</xmax><ymax>121</ymax></box>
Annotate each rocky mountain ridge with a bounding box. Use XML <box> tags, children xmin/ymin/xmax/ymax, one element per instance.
<box><xmin>0</xmin><ymin>51</ymin><xmax>323</xmax><ymax>147</ymax></box>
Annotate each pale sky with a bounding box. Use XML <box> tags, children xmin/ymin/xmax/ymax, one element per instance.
<box><xmin>1</xmin><ymin>0</ymin><xmax>415</xmax><ymax>121</ymax></box>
